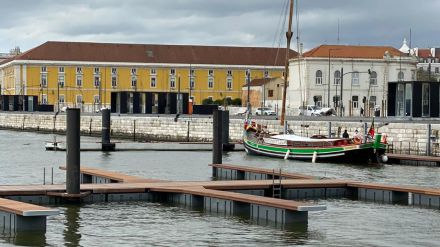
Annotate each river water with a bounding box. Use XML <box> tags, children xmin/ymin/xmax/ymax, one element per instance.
<box><xmin>0</xmin><ymin>130</ymin><xmax>439</xmax><ymax>246</ymax></box>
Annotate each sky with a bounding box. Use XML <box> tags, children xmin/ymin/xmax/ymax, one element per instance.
<box><xmin>1</xmin><ymin>0</ymin><xmax>439</xmax><ymax>53</ymax></box>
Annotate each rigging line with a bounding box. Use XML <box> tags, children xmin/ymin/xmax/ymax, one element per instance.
<box><xmin>271</xmin><ymin>0</ymin><xmax>289</xmax><ymax>48</ymax></box>
<box><xmin>295</xmin><ymin>0</ymin><xmax>304</xmax><ymax>114</ymax></box>
<box><xmin>273</xmin><ymin>0</ymin><xmax>289</xmax><ymax>68</ymax></box>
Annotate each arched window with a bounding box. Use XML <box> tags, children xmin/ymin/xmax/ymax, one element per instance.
<box><xmin>369</xmin><ymin>71</ymin><xmax>377</xmax><ymax>85</ymax></box>
<box><xmin>334</xmin><ymin>70</ymin><xmax>341</xmax><ymax>85</ymax></box>
<box><xmin>398</xmin><ymin>71</ymin><xmax>404</xmax><ymax>81</ymax></box>
<box><xmin>315</xmin><ymin>70</ymin><xmax>323</xmax><ymax>85</ymax></box>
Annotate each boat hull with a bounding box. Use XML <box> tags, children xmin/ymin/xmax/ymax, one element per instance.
<box><xmin>243</xmin><ymin>135</ymin><xmax>386</xmax><ymax>164</ymax></box>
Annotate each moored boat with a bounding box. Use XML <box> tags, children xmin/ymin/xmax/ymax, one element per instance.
<box><xmin>243</xmin><ymin>123</ymin><xmax>387</xmax><ymax>163</ymax></box>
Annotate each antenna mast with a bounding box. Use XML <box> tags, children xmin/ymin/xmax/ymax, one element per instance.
<box><xmin>280</xmin><ymin>0</ymin><xmax>294</xmax><ymax>125</ymax></box>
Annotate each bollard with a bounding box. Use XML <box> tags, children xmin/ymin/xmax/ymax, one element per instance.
<box><xmin>51</xmin><ymin>167</ymin><xmax>54</xmax><ymax>185</ymax></box>
<box><xmin>328</xmin><ymin>122</ymin><xmax>332</xmax><ymax>138</ymax></box>
<box><xmin>222</xmin><ymin>110</ymin><xmax>235</xmax><ymax>151</ymax></box>
<box><xmin>213</xmin><ymin>109</ymin><xmax>223</xmax><ymax>164</ymax></box>
<box><xmin>427</xmin><ymin>124</ymin><xmax>432</xmax><ymax>156</ymax></box>
<box><xmin>186</xmin><ymin>121</ymin><xmax>190</xmax><ymax>142</ymax></box>
<box><xmin>66</xmin><ymin>108</ymin><xmax>81</xmax><ymax>195</ymax></box>
<box><xmin>101</xmin><ymin>109</ymin><xmax>115</xmax><ymax>151</ymax></box>
<box><xmin>43</xmin><ymin>167</ymin><xmax>46</xmax><ymax>185</ymax></box>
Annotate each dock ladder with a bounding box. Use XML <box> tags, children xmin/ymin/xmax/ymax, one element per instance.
<box><xmin>272</xmin><ymin>169</ymin><xmax>282</xmax><ymax>198</ymax></box>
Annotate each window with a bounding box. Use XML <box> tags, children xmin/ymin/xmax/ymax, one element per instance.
<box><xmin>333</xmin><ymin>95</ymin><xmax>340</xmax><ymax>107</ymax></box>
<box><xmin>94</xmin><ymin>95</ymin><xmax>100</xmax><ymax>104</ymax></box>
<box><xmin>334</xmin><ymin>70</ymin><xmax>341</xmax><ymax>85</ymax></box>
<box><xmin>208</xmin><ymin>96</ymin><xmax>213</xmax><ymax>101</ymax></box>
<box><xmin>58</xmin><ymin>75</ymin><xmax>65</xmax><ymax>88</ymax></box>
<box><xmin>314</xmin><ymin>95</ymin><xmax>322</xmax><ymax>107</ymax></box>
<box><xmin>190</xmin><ymin>77</ymin><xmax>195</xmax><ymax>89</ymax></box>
<box><xmin>190</xmin><ymin>69</ymin><xmax>195</xmax><ymax>76</ymax></box>
<box><xmin>352</xmin><ymin>96</ymin><xmax>359</xmax><ymax>109</ymax></box>
<box><xmin>369</xmin><ymin>96</ymin><xmax>376</xmax><ymax>109</ymax></box>
<box><xmin>131</xmin><ymin>68</ymin><xmax>137</xmax><ymax>75</ymax></box>
<box><xmin>208</xmin><ymin>77</ymin><xmax>214</xmax><ymax>88</ymax></box>
<box><xmin>41</xmin><ymin>74</ymin><xmax>47</xmax><ymax>87</ymax></box>
<box><xmin>111</xmin><ymin>76</ymin><xmax>117</xmax><ymax>87</ymax></box>
<box><xmin>170</xmin><ymin>77</ymin><xmax>176</xmax><ymax>88</ymax></box>
<box><xmin>264</xmin><ymin>70</ymin><xmax>269</xmax><ymax>78</ymax></box>
<box><xmin>94</xmin><ymin>76</ymin><xmax>100</xmax><ymax>87</ymax></box>
<box><xmin>111</xmin><ymin>68</ymin><xmax>117</xmax><ymax>75</ymax></box>
<box><xmin>151</xmin><ymin>68</ymin><xmax>156</xmax><ymax>75</ymax></box>
<box><xmin>246</xmin><ymin>69</ymin><xmax>251</xmax><ymax>78</ymax></box>
<box><xmin>411</xmin><ymin>70</ymin><xmax>416</xmax><ymax>80</ymax></box>
<box><xmin>352</xmin><ymin>72</ymin><xmax>359</xmax><ymax>85</ymax></box>
<box><xmin>94</xmin><ymin>67</ymin><xmax>100</xmax><ymax>74</ymax></box>
<box><xmin>150</xmin><ymin>77</ymin><xmax>156</xmax><ymax>88</ymax></box>
<box><xmin>76</xmin><ymin>95</ymin><xmax>83</xmax><ymax>105</ymax></box>
<box><xmin>227</xmin><ymin>70</ymin><xmax>233</xmax><ymax>76</ymax></box>
<box><xmin>131</xmin><ymin>76</ymin><xmax>137</xmax><ymax>87</ymax></box>
<box><xmin>76</xmin><ymin>75</ymin><xmax>83</xmax><ymax>87</ymax></box>
<box><xmin>435</xmin><ymin>67</ymin><xmax>439</xmax><ymax>74</ymax></box>
<box><xmin>59</xmin><ymin>95</ymin><xmax>65</xmax><ymax>104</ymax></box>
<box><xmin>170</xmin><ymin>68</ymin><xmax>176</xmax><ymax>76</ymax></box>
<box><xmin>41</xmin><ymin>66</ymin><xmax>47</xmax><ymax>73</ymax></box>
<box><xmin>76</xmin><ymin>67</ymin><xmax>82</xmax><ymax>74</ymax></box>
<box><xmin>268</xmin><ymin>90</ymin><xmax>274</xmax><ymax>97</ymax></box>
<box><xmin>42</xmin><ymin>94</ymin><xmax>48</xmax><ymax>104</ymax></box>
<box><xmin>398</xmin><ymin>71</ymin><xmax>404</xmax><ymax>81</ymax></box>
<box><xmin>227</xmin><ymin>78</ymin><xmax>232</xmax><ymax>89</ymax></box>
<box><xmin>315</xmin><ymin>70</ymin><xmax>323</xmax><ymax>85</ymax></box>
<box><xmin>58</xmin><ymin>67</ymin><xmax>64</xmax><ymax>73</ymax></box>
<box><xmin>422</xmin><ymin>83</ymin><xmax>430</xmax><ymax>117</ymax></box>
<box><xmin>369</xmin><ymin>71</ymin><xmax>377</xmax><ymax>85</ymax></box>
<box><xmin>208</xmin><ymin>69</ymin><xmax>214</xmax><ymax>76</ymax></box>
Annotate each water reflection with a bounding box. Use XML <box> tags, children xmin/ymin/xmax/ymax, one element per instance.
<box><xmin>0</xmin><ymin>230</ymin><xmax>46</xmax><ymax>246</ymax></box>
<box><xmin>63</xmin><ymin>205</ymin><xmax>81</xmax><ymax>247</ymax></box>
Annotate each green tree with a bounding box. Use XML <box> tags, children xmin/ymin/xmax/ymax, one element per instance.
<box><xmin>202</xmin><ymin>98</ymin><xmax>214</xmax><ymax>105</ymax></box>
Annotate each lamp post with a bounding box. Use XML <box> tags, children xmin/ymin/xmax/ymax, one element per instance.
<box><xmin>246</xmin><ymin>69</ymin><xmax>251</xmax><ymax>114</ymax></box>
<box><xmin>339</xmin><ymin>67</ymin><xmax>343</xmax><ymax>117</ymax></box>
<box><xmin>177</xmin><ymin>75</ymin><xmax>181</xmax><ymax>114</ymax></box>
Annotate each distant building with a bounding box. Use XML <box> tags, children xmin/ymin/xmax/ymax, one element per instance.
<box><xmin>242</xmin><ymin>77</ymin><xmax>284</xmax><ymax>114</ymax></box>
<box><xmin>288</xmin><ymin>44</ymin><xmax>418</xmax><ymax>117</ymax></box>
<box><xmin>0</xmin><ymin>41</ymin><xmax>296</xmax><ymax>112</ymax></box>
<box><xmin>412</xmin><ymin>47</ymin><xmax>440</xmax><ymax>81</ymax></box>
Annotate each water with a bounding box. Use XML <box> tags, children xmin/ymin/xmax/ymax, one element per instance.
<box><xmin>0</xmin><ymin>130</ymin><xmax>439</xmax><ymax>246</ymax></box>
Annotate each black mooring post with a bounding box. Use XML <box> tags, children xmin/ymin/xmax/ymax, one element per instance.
<box><xmin>221</xmin><ymin>110</ymin><xmax>235</xmax><ymax>151</ymax></box>
<box><xmin>101</xmin><ymin>108</ymin><xmax>115</xmax><ymax>151</ymax></box>
<box><xmin>66</xmin><ymin>108</ymin><xmax>80</xmax><ymax>195</ymax></box>
<box><xmin>213</xmin><ymin>109</ymin><xmax>223</xmax><ymax>164</ymax></box>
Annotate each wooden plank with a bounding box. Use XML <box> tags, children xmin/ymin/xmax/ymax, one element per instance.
<box><xmin>387</xmin><ymin>153</ymin><xmax>440</xmax><ymax>162</ymax></box>
<box><xmin>210</xmin><ymin>163</ymin><xmax>315</xmax><ymax>179</ymax></box>
<box><xmin>59</xmin><ymin>166</ymin><xmax>163</xmax><ymax>183</ymax></box>
<box><xmin>348</xmin><ymin>182</ymin><xmax>440</xmax><ymax>196</ymax></box>
<box><xmin>0</xmin><ymin>198</ymin><xmax>58</xmax><ymax>216</ymax></box>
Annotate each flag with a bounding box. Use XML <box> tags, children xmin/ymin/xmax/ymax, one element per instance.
<box><xmin>368</xmin><ymin>118</ymin><xmax>375</xmax><ymax>137</ymax></box>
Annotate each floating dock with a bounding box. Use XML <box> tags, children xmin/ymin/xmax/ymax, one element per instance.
<box><xmin>1</xmin><ymin>164</ymin><xmax>439</xmax><ymax>232</ymax></box>
<box><xmin>387</xmin><ymin>153</ymin><xmax>440</xmax><ymax>166</ymax></box>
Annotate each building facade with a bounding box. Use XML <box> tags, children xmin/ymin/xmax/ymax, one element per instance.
<box><xmin>241</xmin><ymin>77</ymin><xmax>285</xmax><ymax>114</ymax></box>
<box><xmin>288</xmin><ymin>45</ymin><xmax>418</xmax><ymax>116</ymax></box>
<box><xmin>0</xmin><ymin>41</ymin><xmax>296</xmax><ymax>112</ymax></box>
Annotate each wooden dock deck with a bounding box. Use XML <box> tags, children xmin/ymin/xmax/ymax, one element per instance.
<box><xmin>387</xmin><ymin>153</ymin><xmax>440</xmax><ymax>166</ymax></box>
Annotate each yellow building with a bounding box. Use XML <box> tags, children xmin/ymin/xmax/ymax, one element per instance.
<box><xmin>0</xmin><ymin>41</ymin><xmax>295</xmax><ymax>112</ymax></box>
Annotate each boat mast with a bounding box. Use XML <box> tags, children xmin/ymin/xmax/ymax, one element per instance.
<box><xmin>280</xmin><ymin>0</ymin><xmax>294</xmax><ymax>126</ymax></box>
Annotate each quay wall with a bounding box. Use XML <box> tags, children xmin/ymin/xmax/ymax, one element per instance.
<box><xmin>0</xmin><ymin>113</ymin><xmax>438</xmax><ymax>154</ymax></box>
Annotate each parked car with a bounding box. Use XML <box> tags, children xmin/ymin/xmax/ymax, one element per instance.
<box><xmin>298</xmin><ymin>105</ymin><xmax>323</xmax><ymax>116</ymax></box>
<box><xmin>255</xmin><ymin>107</ymin><xmax>276</xmax><ymax>116</ymax></box>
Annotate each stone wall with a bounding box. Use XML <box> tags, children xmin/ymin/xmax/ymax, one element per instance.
<box><xmin>0</xmin><ymin>112</ymin><xmax>438</xmax><ymax>155</ymax></box>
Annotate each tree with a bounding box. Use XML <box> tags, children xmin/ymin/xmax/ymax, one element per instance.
<box><xmin>231</xmin><ymin>98</ymin><xmax>242</xmax><ymax>106</ymax></box>
<box><xmin>202</xmin><ymin>98</ymin><xmax>214</xmax><ymax>105</ymax></box>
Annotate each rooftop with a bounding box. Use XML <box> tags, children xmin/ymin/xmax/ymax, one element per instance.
<box><xmin>303</xmin><ymin>44</ymin><xmax>404</xmax><ymax>59</ymax></box>
<box><xmin>1</xmin><ymin>41</ymin><xmax>298</xmax><ymax>66</ymax></box>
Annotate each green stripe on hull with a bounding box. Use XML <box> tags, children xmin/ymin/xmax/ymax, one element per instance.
<box><xmin>244</xmin><ymin>139</ymin><xmax>381</xmax><ymax>155</ymax></box>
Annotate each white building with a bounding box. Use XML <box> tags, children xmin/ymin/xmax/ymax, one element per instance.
<box><xmin>287</xmin><ymin>44</ymin><xmax>417</xmax><ymax>117</ymax></box>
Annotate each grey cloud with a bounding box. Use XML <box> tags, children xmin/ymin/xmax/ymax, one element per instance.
<box><xmin>0</xmin><ymin>0</ymin><xmax>439</xmax><ymax>53</ymax></box>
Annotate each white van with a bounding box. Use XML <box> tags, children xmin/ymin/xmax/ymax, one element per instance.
<box><xmin>298</xmin><ymin>105</ymin><xmax>323</xmax><ymax>116</ymax></box>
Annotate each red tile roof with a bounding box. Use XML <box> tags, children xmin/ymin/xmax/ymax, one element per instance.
<box><xmin>417</xmin><ymin>49</ymin><xmax>432</xmax><ymax>58</ymax></box>
<box><xmin>1</xmin><ymin>41</ymin><xmax>298</xmax><ymax>66</ymax></box>
<box><xmin>303</xmin><ymin>45</ymin><xmax>404</xmax><ymax>59</ymax></box>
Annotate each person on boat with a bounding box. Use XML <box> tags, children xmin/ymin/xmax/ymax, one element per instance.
<box><xmin>342</xmin><ymin>129</ymin><xmax>349</xmax><ymax>138</ymax></box>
